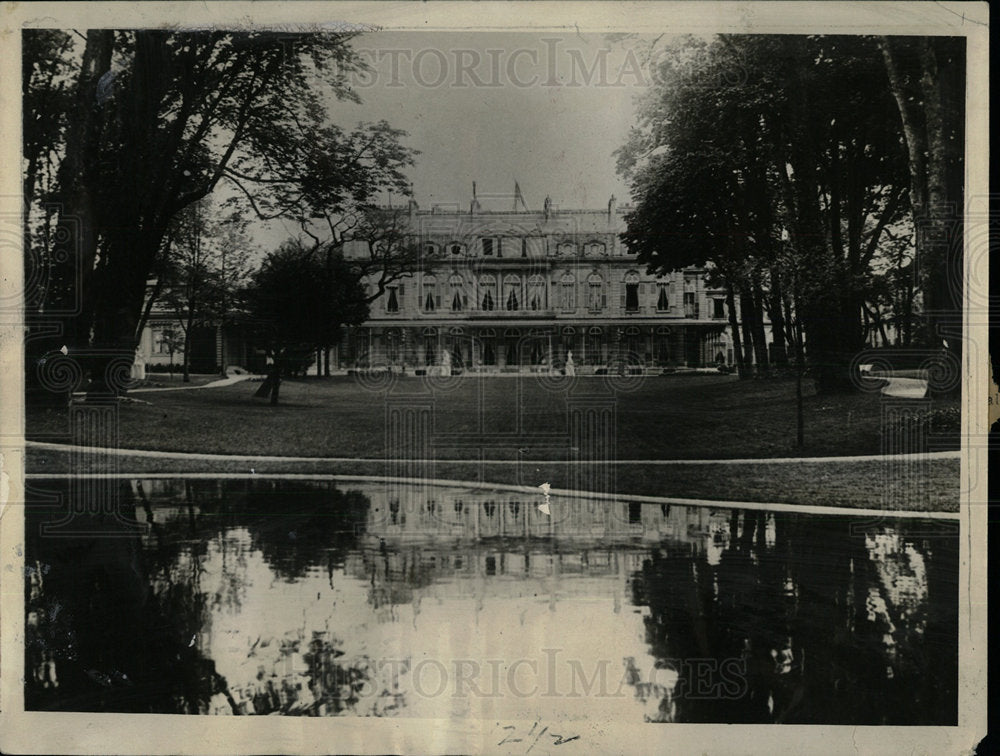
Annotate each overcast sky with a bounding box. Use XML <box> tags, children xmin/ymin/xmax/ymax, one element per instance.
<box><xmin>260</xmin><ymin>30</ymin><xmax>670</xmax><ymax>244</ymax></box>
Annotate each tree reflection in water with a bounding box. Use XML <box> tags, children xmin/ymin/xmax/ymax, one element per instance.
<box><xmin>26</xmin><ymin>478</ymin><xmax>373</xmax><ymax>715</ymax></box>
<box><xmin>25</xmin><ymin>479</ymin><xmax>957</xmax><ymax>722</ymax></box>
<box><xmin>629</xmin><ymin>510</ymin><xmax>957</xmax><ymax>724</ymax></box>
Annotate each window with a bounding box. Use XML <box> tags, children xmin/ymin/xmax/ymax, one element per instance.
<box><xmin>386</xmin><ymin>286</ymin><xmax>400</xmax><ymax>313</ymax></box>
<box><xmin>587</xmin><ymin>242</ymin><xmax>606</xmax><ymax>256</ymax></box>
<box><xmin>624</xmin><ymin>271</ymin><xmax>640</xmax><ymax>313</ymax></box>
<box><xmin>559</xmin><ymin>273</ymin><xmax>576</xmax><ymax>311</ymax></box>
<box><xmin>482</xmin><ymin>237</ymin><xmax>494</xmax><ymax>256</ymax></box>
<box><xmin>527</xmin><ymin>275</ymin><xmax>545</xmax><ymax>311</ymax></box>
<box><xmin>385</xmin><ymin>329</ymin><xmax>401</xmax><ymax>362</ymax></box>
<box><xmin>521</xmin><ymin>238</ymin><xmax>528</xmax><ymax>258</ymax></box>
<box><xmin>561</xmin><ymin>326</ymin><xmax>576</xmax><ymax>361</ymax></box>
<box><xmin>155</xmin><ymin>328</ymin><xmax>177</xmax><ymax>354</ymax></box>
<box><xmin>422</xmin><ymin>327</ymin><xmax>437</xmax><ymax>364</ymax></box>
<box><xmin>624</xmin><ymin>325</ymin><xmax>641</xmax><ymax>357</ymax></box>
<box><xmin>655</xmin><ymin>326</ymin><xmax>671</xmax><ymax>365</ymax></box>
<box><xmin>449</xmin><ymin>274</ymin><xmax>464</xmax><ymax>311</ymax></box>
<box><xmin>423</xmin><ymin>275</ymin><xmax>437</xmax><ymax>312</ymax></box>
<box><xmin>479</xmin><ymin>275</ymin><xmax>497</xmax><ymax>311</ymax></box>
<box><xmin>587</xmin><ymin>273</ymin><xmax>603</xmax><ymax>311</ymax></box>
<box><xmin>684</xmin><ymin>291</ymin><xmax>698</xmax><ymax>318</ymax></box>
<box><xmin>713</xmin><ymin>298</ymin><xmax>726</xmax><ymax>319</ymax></box>
<box><xmin>450</xmin><ymin>243</ymin><xmax>462</xmax><ymax>256</ymax></box>
<box><xmin>425</xmin><ymin>242</ymin><xmax>437</xmax><ymax>258</ymax></box>
<box><xmin>503</xmin><ymin>275</ymin><xmax>521</xmax><ymax>311</ymax></box>
<box><xmin>656</xmin><ymin>283</ymin><xmax>669</xmax><ymax>312</ymax></box>
<box><xmin>481</xmin><ymin>328</ymin><xmax>497</xmax><ymax>365</ymax></box>
<box><xmin>504</xmin><ymin>328</ymin><xmax>520</xmax><ymax>365</ymax></box>
<box><xmin>587</xmin><ymin>326</ymin><xmax>603</xmax><ymax>365</ymax></box>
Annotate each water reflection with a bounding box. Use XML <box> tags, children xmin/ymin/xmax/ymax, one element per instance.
<box><xmin>25</xmin><ymin>478</ymin><xmax>957</xmax><ymax>723</ymax></box>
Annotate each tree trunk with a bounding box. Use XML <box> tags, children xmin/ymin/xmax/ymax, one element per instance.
<box><xmin>182</xmin><ymin>304</ymin><xmax>194</xmax><ymax>383</ymax></box>
<box><xmin>795</xmin><ymin>317</ymin><xmax>806</xmax><ymax>449</ymax></box>
<box><xmin>767</xmin><ymin>266</ymin><xmax>789</xmax><ymax>367</ymax></box>
<box><xmin>54</xmin><ymin>30</ymin><xmax>114</xmax><ymax>354</ymax></box>
<box><xmin>881</xmin><ymin>36</ymin><xmax>965</xmax><ymax>396</ymax></box>
<box><xmin>269</xmin><ymin>361</ymin><xmax>282</xmax><ymax>405</ymax></box>
<box><xmin>726</xmin><ymin>282</ymin><xmax>748</xmax><ymax>379</ymax></box>
<box><xmin>182</xmin><ymin>332</ymin><xmax>192</xmax><ymax>382</ymax></box>
<box><xmin>750</xmin><ymin>280</ymin><xmax>771</xmax><ymax>374</ymax></box>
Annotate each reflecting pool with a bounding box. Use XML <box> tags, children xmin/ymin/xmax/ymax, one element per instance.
<box><xmin>24</xmin><ymin>478</ymin><xmax>958</xmax><ymax>724</ymax></box>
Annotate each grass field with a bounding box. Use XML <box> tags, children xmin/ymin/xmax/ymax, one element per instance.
<box><xmin>24</xmin><ymin>373</ymin><xmax>961</xmax><ymax>511</ymax></box>
<box><xmin>24</xmin><ymin>446</ymin><xmax>961</xmax><ymax>512</ymax></box>
<box><xmin>27</xmin><ymin>373</ymin><xmax>959</xmax><ymax>459</ymax></box>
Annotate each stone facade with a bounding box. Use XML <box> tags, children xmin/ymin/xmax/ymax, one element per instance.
<box><xmin>342</xmin><ymin>196</ymin><xmax>735</xmax><ymax>373</ymax></box>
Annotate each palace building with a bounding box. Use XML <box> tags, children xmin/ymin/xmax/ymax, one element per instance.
<box><xmin>340</xmin><ymin>193</ymin><xmax>736</xmax><ymax>373</ymax></box>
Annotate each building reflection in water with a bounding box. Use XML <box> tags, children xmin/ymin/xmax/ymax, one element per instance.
<box><xmin>24</xmin><ymin>478</ymin><xmax>957</xmax><ymax>724</ymax></box>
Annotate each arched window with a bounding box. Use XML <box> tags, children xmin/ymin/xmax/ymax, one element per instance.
<box><xmin>385</xmin><ymin>328</ymin><xmax>402</xmax><ymax>362</ymax></box>
<box><xmin>527</xmin><ymin>275</ymin><xmax>545</xmax><ymax>311</ymax></box>
<box><xmin>587</xmin><ymin>326</ymin><xmax>603</xmax><ymax>365</ymax></box>
<box><xmin>449</xmin><ymin>273</ymin><xmax>465</xmax><ymax>311</ymax></box>
<box><xmin>624</xmin><ymin>271</ymin><xmax>640</xmax><ymax>313</ymax></box>
<box><xmin>422</xmin><ymin>327</ymin><xmax>437</xmax><ymax>365</ymax></box>
<box><xmin>480</xmin><ymin>328</ymin><xmax>497</xmax><ymax>365</ymax></box>
<box><xmin>624</xmin><ymin>325</ymin><xmax>641</xmax><ymax>358</ymax></box>
<box><xmin>559</xmin><ymin>272</ymin><xmax>576</xmax><ymax>311</ymax></box>
<box><xmin>479</xmin><ymin>274</ymin><xmax>497</xmax><ymax>311</ymax></box>
<box><xmin>655</xmin><ymin>326</ymin><xmax>671</xmax><ymax>366</ymax></box>
<box><xmin>423</xmin><ymin>275</ymin><xmax>437</xmax><ymax>312</ymax></box>
<box><xmin>425</xmin><ymin>242</ymin><xmax>437</xmax><ymax>257</ymax></box>
<box><xmin>449</xmin><ymin>242</ymin><xmax>463</xmax><ymax>256</ymax></box>
<box><xmin>587</xmin><ymin>272</ymin><xmax>604</xmax><ymax>311</ymax></box>
<box><xmin>503</xmin><ymin>274</ymin><xmax>521</xmax><ymax>311</ymax></box>
<box><xmin>504</xmin><ymin>328</ymin><xmax>520</xmax><ymax>366</ymax></box>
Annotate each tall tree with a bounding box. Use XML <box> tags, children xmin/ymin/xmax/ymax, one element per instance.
<box><xmin>245</xmin><ymin>240</ymin><xmax>368</xmax><ymax>404</ymax></box>
<box><xmin>878</xmin><ymin>36</ymin><xmax>965</xmax><ymax>388</ymax></box>
<box><xmin>24</xmin><ymin>29</ymin><xmax>413</xmax><ymax>398</ymax></box>
<box><xmin>618</xmin><ymin>35</ymin><xmax>912</xmax><ymax>393</ymax></box>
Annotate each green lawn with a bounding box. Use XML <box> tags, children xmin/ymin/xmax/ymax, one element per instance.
<box><xmin>27</xmin><ymin>373</ymin><xmax>958</xmax><ymax>459</ymax></box>
<box><xmin>24</xmin><ymin>448</ymin><xmax>960</xmax><ymax>512</ymax></box>
<box><xmin>25</xmin><ymin>374</ymin><xmax>961</xmax><ymax>511</ymax></box>
<box><xmin>130</xmin><ymin>373</ymin><xmax>222</xmax><ymax>389</ymax></box>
